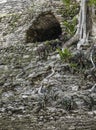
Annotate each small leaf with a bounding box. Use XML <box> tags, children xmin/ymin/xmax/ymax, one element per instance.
<box><xmin>57</xmin><ymin>48</ymin><xmax>72</xmax><ymax>62</ymax></box>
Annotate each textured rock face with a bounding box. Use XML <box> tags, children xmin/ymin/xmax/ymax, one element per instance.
<box><xmin>26</xmin><ymin>11</ymin><xmax>62</xmax><ymax>43</ymax></box>
<box><xmin>0</xmin><ymin>0</ymin><xmax>63</xmax><ymax>47</ymax></box>
<box><xmin>0</xmin><ymin>0</ymin><xmax>96</xmax><ymax>130</ymax></box>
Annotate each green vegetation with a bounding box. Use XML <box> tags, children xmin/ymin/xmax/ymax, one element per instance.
<box><xmin>70</xmin><ymin>63</ymin><xmax>77</xmax><ymax>68</ymax></box>
<box><xmin>59</xmin><ymin>0</ymin><xmax>79</xmax><ymax>41</ymax></box>
<box><xmin>63</xmin><ymin>17</ymin><xmax>77</xmax><ymax>36</ymax></box>
<box><xmin>62</xmin><ymin>0</ymin><xmax>71</xmax><ymax>7</ymax></box>
<box><xmin>60</xmin><ymin>2</ymin><xmax>79</xmax><ymax>19</ymax></box>
<box><xmin>57</xmin><ymin>48</ymin><xmax>72</xmax><ymax>62</ymax></box>
<box><xmin>9</xmin><ymin>14</ymin><xmax>21</xmax><ymax>29</ymax></box>
<box><xmin>89</xmin><ymin>0</ymin><xmax>96</xmax><ymax>5</ymax></box>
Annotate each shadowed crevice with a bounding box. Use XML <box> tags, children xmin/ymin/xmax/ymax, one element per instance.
<box><xmin>26</xmin><ymin>11</ymin><xmax>62</xmax><ymax>43</ymax></box>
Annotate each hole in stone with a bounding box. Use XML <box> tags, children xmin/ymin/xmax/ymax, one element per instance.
<box><xmin>26</xmin><ymin>11</ymin><xmax>62</xmax><ymax>43</ymax></box>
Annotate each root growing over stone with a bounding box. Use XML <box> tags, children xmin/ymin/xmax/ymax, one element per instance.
<box><xmin>63</xmin><ymin>0</ymin><xmax>92</xmax><ymax>50</ymax></box>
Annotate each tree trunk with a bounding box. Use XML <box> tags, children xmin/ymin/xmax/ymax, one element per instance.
<box><xmin>63</xmin><ymin>0</ymin><xmax>92</xmax><ymax>49</ymax></box>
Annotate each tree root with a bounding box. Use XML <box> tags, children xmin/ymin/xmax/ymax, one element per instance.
<box><xmin>38</xmin><ymin>65</ymin><xmax>55</xmax><ymax>95</ymax></box>
<box><xmin>90</xmin><ymin>83</ymin><xmax>96</xmax><ymax>92</ymax></box>
<box><xmin>62</xmin><ymin>0</ymin><xmax>91</xmax><ymax>50</ymax></box>
<box><xmin>90</xmin><ymin>44</ymin><xmax>96</xmax><ymax>70</ymax></box>
<box><xmin>62</xmin><ymin>34</ymin><xmax>79</xmax><ymax>48</ymax></box>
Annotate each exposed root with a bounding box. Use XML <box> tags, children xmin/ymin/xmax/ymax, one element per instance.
<box><xmin>90</xmin><ymin>44</ymin><xmax>96</xmax><ymax>70</ymax></box>
<box><xmin>62</xmin><ymin>34</ymin><xmax>79</xmax><ymax>48</ymax></box>
<box><xmin>84</xmin><ymin>43</ymin><xmax>96</xmax><ymax>81</ymax></box>
<box><xmin>63</xmin><ymin>0</ymin><xmax>91</xmax><ymax>50</ymax></box>
<box><xmin>38</xmin><ymin>65</ymin><xmax>55</xmax><ymax>95</ymax></box>
<box><xmin>89</xmin><ymin>83</ymin><xmax>96</xmax><ymax>92</ymax></box>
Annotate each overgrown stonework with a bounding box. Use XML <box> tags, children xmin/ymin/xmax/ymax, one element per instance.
<box><xmin>0</xmin><ymin>0</ymin><xmax>96</xmax><ymax>130</ymax></box>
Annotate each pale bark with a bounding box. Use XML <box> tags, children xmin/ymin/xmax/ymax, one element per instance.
<box><xmin>63</xmin><ymin>0</ymin><xmax>92</xmax><ymax>50</ymax></box>
<box><xmin>77</xmin><ymin>0</ymin><xmax>87</xmax><ymax>49</ymax></box>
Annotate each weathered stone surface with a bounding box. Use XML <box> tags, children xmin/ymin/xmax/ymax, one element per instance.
<box><xmin>0</xmin><ymin>0</ymin><xmax>96</xmax><ymax>130</ymax></box>
<box><xmin>0</xmin><ymin>0</ymin><xmax>63</xmax><ymax>47</ymax></box>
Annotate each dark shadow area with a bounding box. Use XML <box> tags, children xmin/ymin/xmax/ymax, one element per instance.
<box><xmin>26</xmin><ymin>11</ymin><xmax>62</xmax><ymax>43</ymax></box>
